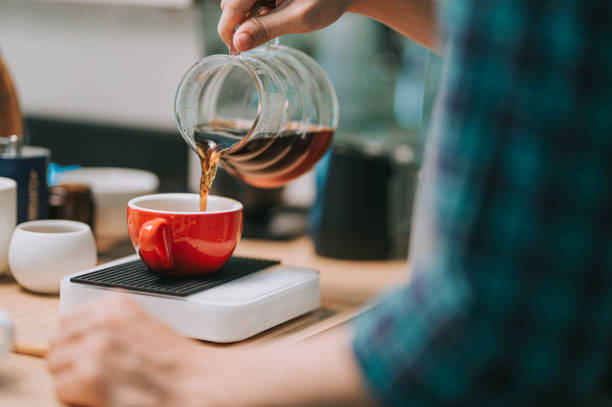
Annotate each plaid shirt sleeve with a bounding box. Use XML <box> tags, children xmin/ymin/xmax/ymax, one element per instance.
<box><xmin>352</xmin><ymin>0</ymin><xmax>612</xmax><ymax>405</ymax></box>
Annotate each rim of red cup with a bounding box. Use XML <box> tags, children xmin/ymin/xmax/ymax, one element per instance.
<box><xmin>128</xmin><ymin>193</ymin><xmax>243</xmax><ymax>215</ymax></box>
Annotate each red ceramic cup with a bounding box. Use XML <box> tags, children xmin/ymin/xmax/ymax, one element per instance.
<box><xmin>127</xmin><ymin>194</ymin><xmax>243</xmax><ymax>275</ymax></box>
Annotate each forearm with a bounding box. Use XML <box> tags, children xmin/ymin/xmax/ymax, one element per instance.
<box><xmin>349</xmin><ymin>0</ymin><xmax>439</xmax><ymax>52</ymax></box>
<box><xmin>222</xmin><ymin>328</ymin><xmax>374</xmax><ymax>407</ymax></box>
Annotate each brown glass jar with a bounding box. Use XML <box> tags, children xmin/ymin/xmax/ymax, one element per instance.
<box><xmin>48</xmin><ymin>184</ymin><xmax>95</xmax><ymax>232</ymax></box>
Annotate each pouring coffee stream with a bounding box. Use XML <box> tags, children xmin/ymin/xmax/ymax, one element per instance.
<box><xmin>195</xmin><ymin>138</ymin><xmax>220</xmax><ymax>212</ymax></box>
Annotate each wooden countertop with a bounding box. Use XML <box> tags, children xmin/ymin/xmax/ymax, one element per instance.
<box><xmin>0</xmin><ymin>237</ymin><xmax>408</xmax><ymax>406</ymax></box>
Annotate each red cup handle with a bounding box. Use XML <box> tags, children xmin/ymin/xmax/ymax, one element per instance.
<box><xmin>138</xmin><ymin>218</ymin><xmax>174</xmax><ymax>272</ymax></box>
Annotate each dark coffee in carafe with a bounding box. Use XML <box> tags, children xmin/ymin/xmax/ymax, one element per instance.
<box><xmin>194</xmin><ymin>120</ymin><xmax>334</xmax><ymax>211</ymax></box>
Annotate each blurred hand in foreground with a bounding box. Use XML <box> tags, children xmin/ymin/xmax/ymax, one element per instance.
<box><xmin>46</xmin><ymin>295</ymin><xmax>228</xmax><ymax>407</ymax></box>
<box><xmin>46</xmin><ymin>295</ymin><xmax>368</xmax><ymax>407</ymax></box>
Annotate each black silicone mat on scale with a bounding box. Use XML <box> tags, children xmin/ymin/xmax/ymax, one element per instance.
<box><xmin>70</xmin><ymin>257</ymin><xmax>280</xmax><ymax>297</ymax></box>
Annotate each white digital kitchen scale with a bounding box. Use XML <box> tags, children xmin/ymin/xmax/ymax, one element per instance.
<box><xmin>60</xmin><ymin>254</ymin><xmax>320</xmax><ymax>343</ymax></box>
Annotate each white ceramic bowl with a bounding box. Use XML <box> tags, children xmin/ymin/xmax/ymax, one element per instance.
<box><xmin>57</xmin><ymin>167</ymin><xmax>159</xmax><ymax>238</ymax></box>
<box><xmin>8</xmin><ymin>220</ymin><xmax>97</xmax><ymax>294</ymax></box>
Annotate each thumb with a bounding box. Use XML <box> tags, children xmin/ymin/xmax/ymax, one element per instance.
<box><xmin>233</xmin><ymin>7</ymin><xmax>296</xmax><ymax>52</ymax></box>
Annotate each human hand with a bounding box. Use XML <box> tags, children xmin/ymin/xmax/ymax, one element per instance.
<box><xmin>47</xmin><ymin>295</ymin><xmax>227</xmax><ymax>407</ymax></box>
<box><xmin>46</xmin><ymin>295</ymin><xmax>370</xmax><ymax>406</ymax></box>
<box><xmin>218</xmin><ymin>0</ymin><xmax>356</xmax><ymax>53</ymax></box>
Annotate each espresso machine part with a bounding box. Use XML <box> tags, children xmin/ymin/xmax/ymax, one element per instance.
<box><xmin>210</xmin><ymin>167</ymin><xmax>307</xmax><ymax>240</ymax></box>
<box><xmin>310</xmin><ymin>141</ymin><xmax>418</xmax><ymax>260</ymax></box>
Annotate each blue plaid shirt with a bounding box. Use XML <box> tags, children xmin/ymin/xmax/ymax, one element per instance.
<box><xmin>353</xmin><ymin>0</ymin><xmax>612</xmax><ymax>405</ymax></box>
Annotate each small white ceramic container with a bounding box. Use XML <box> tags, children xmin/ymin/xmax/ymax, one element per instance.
<box><xmin>57</xmin><ymin>167</ymin><xmax>159</xmax><ymax>238</ymax></box>
<box><xmin>0</xmin><ymin>309</ymin><xmax>13</xmax><ymax>360</ymax></box>
<box><xmin>9</xmin><ymin>220</ymin><xmax>97</xmax><ymax>294</ymax></box>
<box><xmin>0</xmin><ymin>177</ymin><xmax>17</xmax><ymax>275</ymax></box>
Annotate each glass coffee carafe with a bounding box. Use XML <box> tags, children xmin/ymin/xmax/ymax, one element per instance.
<box><xmin>175</xmin><ymin>41</ymin><xmax>339</xmax><ymax>189</ymax></box>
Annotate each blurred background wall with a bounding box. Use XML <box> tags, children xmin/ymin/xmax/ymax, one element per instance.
<box><xmin>0</xmin><ymin>0</ymin><xmax>198</xmax><ymax>130</ymax></box>
<box><xmin>0</xmin><ymin>0</ymin><xmax>201</xmax><ymax>191</ymax></box>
